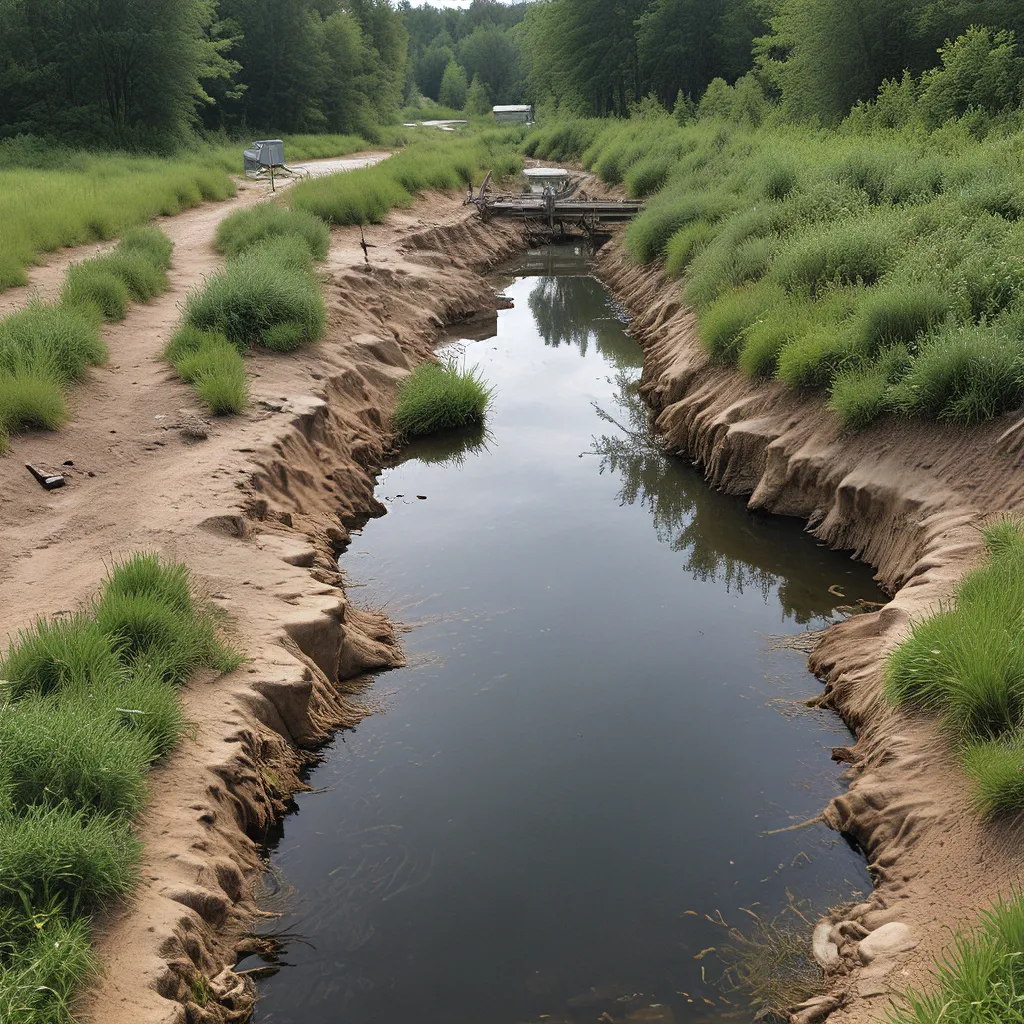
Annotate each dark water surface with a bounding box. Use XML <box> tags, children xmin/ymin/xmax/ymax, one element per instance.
<box><xmin>252</xmin><ymin>249</ymin><xmax>882</xmax><ymax>1024</ymax></box>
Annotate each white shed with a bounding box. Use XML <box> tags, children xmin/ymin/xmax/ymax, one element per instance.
<box><xmin>493</xmin><ymin>104</ymin><xmax>534</xmax><ymax>124</ymax></box>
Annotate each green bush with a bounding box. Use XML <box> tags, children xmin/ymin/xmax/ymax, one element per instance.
<box><xmin>393</xmin><ymin>360</ymin><xmax>493</xmax><ymax>438</ymax></box>
<box><xmin>215</xmin><ymin>204</ymin><xmax>330</xmax><ymax>262</ymax></box>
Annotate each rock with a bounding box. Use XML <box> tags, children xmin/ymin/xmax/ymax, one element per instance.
<box><xmin>858</xmin><ymin>922</ymin><xmax>917</xmax><ymax>964</ymax></box>
<box><xmin>812</xmin><ymin>919</ymin><xmax>840</xmax><ymax>968</ymax></box>
<box><xmin>179</xmin><ymin>413</ymin><xmax>209</xmax><ymax>441</ymax></box>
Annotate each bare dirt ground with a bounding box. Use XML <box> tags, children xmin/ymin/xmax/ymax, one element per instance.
<box><xmin>0</xmin><ymin>164</ymin><xmax>524</xmax><ymax>1022</ymax></box>
<box><xmin>596</xmin><ymin>246</ymin><xmax>1024</xmax><ymax>1023</ymax></box>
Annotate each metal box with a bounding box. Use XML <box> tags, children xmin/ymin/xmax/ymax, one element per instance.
<box><xmin>243</xmin><ymin>139</ymin><xmax>286</xmax><ymax>177</ymax></box>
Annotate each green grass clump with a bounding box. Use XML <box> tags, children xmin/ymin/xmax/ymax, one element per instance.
<box><xmin>827</xmin><ymin>345</ymin><xmax>910</xmax><ymax>427</ymax></box>
<box><xmin>0</xmin><ymin>302</ymin><xmax>105</xmax><ymax>382</ymax></box>
<box><xmin>119</xmin><ymin>226</ymin><xmax>173</xmax><ymax>270</ymax></box>
<box><xmin>0</xmin><ymin>552</ymin><xmax>243</xmax><ymax>1017</ymax></box>
<box><xmin>393</xmin><ymin>360</ymin><xmax>493</xmax><ymax>439</ymax></box>
<box><xmin>61</xmin><ymin>261</ymin><xmax>130</xmax><ymax>321</ymax></box>
<box><xmin>850</xmin><ymin>281</ymin><xmax>949</xmax><ymax>354</ymax></box>
<box><xmin>772</xmin><ymin>219</ymin><xmax>896</xmax><ymax>294</ymax></box>
<box><xmin>61</xmin><ymin>230</ymin><xmax>173</xmax><ymax>321</ymax></box>
<box><xmin>887</xmin><ymin>895</ymin><xmax>1024</xmax><ymax>1023</ymax></box>
<box><xmin>182</xmin><ymin>252</ymin><xmax>325</xmax><ymax>351</ymax></box>
<box><xmin>0</xmin><ymin>805</ymin><xmax>140</xmax><ymax>913</ymax></box>
<box><xmin>663</xmin><ymin>221</ymin><xmax>716</xmax><ymax>278</ymax></box>
<box><xmin>0</xmin><ymin>371</ymin><xmax>68</xmax><ymax>435</ymax></box>
<box><xmin>626</xmin><ymin>190</ymin><xmax>733</xmax><ymax>265</ymax></box>
<box><xmin>215</xmin><ymin>204</ymin><xmax>330</xmax><ymax>262</ymax></box>
<box><xmin>888</xmin><ymin>321</ymin><xmax>1024</xmax><ymax>423</ymax></box>
<box><xmin>776</xmin><ymin>323</ymin><xmax>858</xmax><ymax>388</ymax></box>
<box><xmin>0</xmin><ymin>910</ymin><xmax>95</xmax><ymax>1024</ymax></box>
<box><xmin>698</xmin><ymin>283</ymin><xmax>785</xmax><ymax>363</ymax></box>
<box><xmin>737</xmin><ymin>300</ymin><xmax>812</xmax><ymax>378</ymax></box>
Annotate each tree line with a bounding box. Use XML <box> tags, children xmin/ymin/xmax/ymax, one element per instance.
<box><xmin>519</xmin><ymin>0</ymin><xmax>1024</xmax><ymax>123</ymax></box>
<box><xmin>0</xmin><ymin>0</ymin><xmax>408</xmax><ymax>150</ymax></box>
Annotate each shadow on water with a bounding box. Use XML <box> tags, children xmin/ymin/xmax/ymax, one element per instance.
<box><xmin>250</xmin><ymin>246</ymin><xmax>885</xmax><ymax>1024</ymax></box>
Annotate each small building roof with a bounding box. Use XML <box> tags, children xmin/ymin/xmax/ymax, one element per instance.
<box><xmin>493</xmin><ymin>105</ymin><xmax>533</xmax><ymax>112</ymax></box>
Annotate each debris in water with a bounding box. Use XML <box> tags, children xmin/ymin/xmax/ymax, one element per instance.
<box><xmin>417</xmin><ymin>494</ymin><xmax>427</xmax><ymax>500</ymax></box>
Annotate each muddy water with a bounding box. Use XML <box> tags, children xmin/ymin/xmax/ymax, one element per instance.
<box><xmin>251</xmin><ymin>248</ymin><xmax>883</xmax><ymax>1024</ymax></box>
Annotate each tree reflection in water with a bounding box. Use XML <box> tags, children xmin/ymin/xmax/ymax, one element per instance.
<box><xmin>526</xmin><ymin>273</ymin><xmax>849</xmax><ymax>624</ymax></box>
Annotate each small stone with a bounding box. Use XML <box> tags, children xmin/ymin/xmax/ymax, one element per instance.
<box><xmin>859</xmin><ymin>922</ymin><xmax>916</xmax><ymax>964</ymax></box>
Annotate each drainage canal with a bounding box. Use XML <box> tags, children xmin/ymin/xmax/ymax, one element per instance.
<box><xmin>250</xmin><ymin>246</ymin><xmax>882</xmax><ymax>1023</ymax></box>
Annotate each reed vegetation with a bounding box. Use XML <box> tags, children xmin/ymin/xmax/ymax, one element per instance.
<box><xmin>0</xmin><ymin>553</ymin><xmax>240</xmax><ymax>1023</ymax></box>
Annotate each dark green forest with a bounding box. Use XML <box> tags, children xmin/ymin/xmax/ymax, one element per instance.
<box><xmin>3</xmin><ymin>0</ymin><xmax>1024</xmax><ymax>149</ymax></box>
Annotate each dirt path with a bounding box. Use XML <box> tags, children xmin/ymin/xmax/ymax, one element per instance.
<box><xmin>0</xmin><ymin>152</ymin><xmax>389</xmax><ymax>316</ymax></box>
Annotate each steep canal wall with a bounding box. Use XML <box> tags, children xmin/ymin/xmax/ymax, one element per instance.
<box><xmin>596</xmin><ymin>239</ymin><xmax>1024</xmax><ymax>1023</ymax></box>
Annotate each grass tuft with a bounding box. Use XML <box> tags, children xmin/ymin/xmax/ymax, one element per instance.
<box><xmin>215</xmin><ymin>204</ymin><xmax>329</xmax><ymax>262</ymax></box>
<box><xmin>393</xmin><ymin>360</ymin><xmax>493</xmax><ymax>439</ymax></box>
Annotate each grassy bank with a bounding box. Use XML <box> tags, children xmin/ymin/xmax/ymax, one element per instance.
<box><xmin>0</xmin><ymin>227</ymin><xmax>172</xmax><ymax>451</ymax></box>
<box><xmin>885</xmin><ymin>518</ymin><xmax>1024</xmax><ymax>816</ymax></box>
<box><xmin>165</xmin><ymin>205</ymin><xmax>330</xmax><ymax>415</ymax></box>
<box><xmin>0</xmin><ymin>133</ymin><xmax>383</xmax><ymax>293</ymax></box>
<box><xmin>526</xmin><ymin>114</ymin><xmax>1024</xmax><ymax>428</ymax></box>
<box><xmin>0</xmin><ymin>553</ymin><xmax>240</xmax><ymax>1023</ymax></box>
<box><xmin>290</xmin><ymin>129</ymin><xmax>523</xmax><ymax>225</ymax></box>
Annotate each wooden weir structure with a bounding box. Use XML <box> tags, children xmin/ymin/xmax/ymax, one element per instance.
<box><xmin>466</xmin><ymin>171</ymin><xmax>643</xmax><ymax>240</ymax></box>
